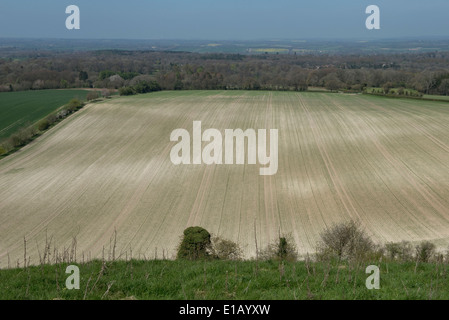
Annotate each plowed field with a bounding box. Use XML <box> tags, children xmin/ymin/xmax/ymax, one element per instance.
<box><xmin>1</xmin><ymin>91</ymin><xmax>448</xmax><ymax>266</ymax></box>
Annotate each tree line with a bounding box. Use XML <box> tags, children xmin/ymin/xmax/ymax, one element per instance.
<box><xmin>1</xmin><ymin>50</ymin><xmax>449</xmax><ymax>95</ymax></box>
<box><xmin>178</xmin><ymin>222</ymin><xmax>442</xmax><ymax>264</ymax></box>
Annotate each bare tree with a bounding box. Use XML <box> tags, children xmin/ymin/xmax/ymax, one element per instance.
<box><xmin>316</xmin><ymin>220</ymin><xmax>376</xmax><ymax>262</ymax></box>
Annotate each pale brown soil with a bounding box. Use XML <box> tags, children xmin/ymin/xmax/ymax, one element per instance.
<box><xmin>0</xmin><ymin>91</ymin><xmax>448</xmax><ymax>267</ymax></box>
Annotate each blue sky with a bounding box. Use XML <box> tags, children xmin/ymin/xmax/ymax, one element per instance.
<box><xmin>0</xmin><ymin>0</ymin><xmax>448</xmax><ymax>40</ymax></box>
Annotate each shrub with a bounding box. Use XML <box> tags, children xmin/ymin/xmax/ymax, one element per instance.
<box><xmin>148</xmin><ymin>81</ymin><xmax>162</xmax><ymax>92</ymax></box>
<box><xmin>385</xmin><ymin>242</ymin><xmax>401</xmax><ymax>260</ymax></box>
<box><xmin>57</xmin><ymin>109</ymin><xmax>69</xmax><ymax>119</ymax></box>
<box><xmin>86</xmin><ymin>91</ymin><xmax>100</xmax><ymax>101</ymax></box>
<box><xmin>66</xmin><ymin>98</ymin><xmax>83</xmax><ymax>112</ymax></box>
<box><xmin>102</xmin><ymin>89</ymin><xmax>113</xmax><ymax>98</ymax></box>
<box><xmin>177</xmin><ymin>227</ymin><xmax>211</xmax><ymax>260</ymax></box>
<box><xmin>209</xmin><ymin>236</ymin><xmax>242</xmax><ymax>260</ymax></box>
<box><xmin>1</xmin><ymin>139</ymin><xmax>13</xmax><ymax>153</ymax></box>
<box><xmin>259</xmin><ymin>234</ymin><xmax>298</xmax><ymax>262</ymax></box>
<box><xmin>46</xmin><ymin>114</ymin><xmax>57</xmax><ymax>125</ymax></box>
<box><xmin>385</xmin><ymin>241</ymin><xmax>414</xmax><ymax>262</ymax></box>
<box><xmin>6</xmin><ymin>126</ymin><xmax>36</xmax><ymax>149</ymax></box>
<box><xmin>9</xmin><ymin>134</ymin><xmax>22</xmax><ymax>147</ymax></box>
<box><xmin>415</xmin><ymin>241</ymin><xmax>436</xmax><ymax>263</ymax></box>
<box><xmin>21</xmin><ymin>126</ymin><xmax>37</xmax><ymax>140</ymax></box>
<box><xmin>316</xmin><ymin>220</ymin><xmax>376</xmax><ymax>262</ymax></box>
<box><xmin>119</xmin><ymin>86</ymin><xmax>136</xmax><ymax>96</ymax></box>
<box><xmin>38</xmin><ymin>119</ymin><xmax>50</xmax><ymax>131</ymax></box>
<box><xmin>16</xmin><ymin>126</ymin><xmax>35</xmax><ymax>146</ymax></box>
<box><xmin>277</xmin><ymin>237</ymin><xmax>289</xmax><ymax>260</ymax></box>
<box><xmin>0</xmin><ymin>146</ymin><xmax>6</xmax><ymax>156</ymax></box>
<box><xmin>133</xmin><ymin>81</ymin><xmax>151</xmax><ymax>94</ymax></box>
<box><xmin>444</xmin><ymin>248</ymin><xmax>449</xmax><ymax>262</ymax></box>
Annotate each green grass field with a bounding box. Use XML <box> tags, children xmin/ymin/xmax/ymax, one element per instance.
<box><xmin>0</xmin><ymin>259</ymin><xmax>448</xmax><ymax>300</ymax></box>
<box><xmin>423</xmin><ymin>95</ymin><xmax>449</xmax><ymax>102</ymax></box>
<box><xmin>0</xmin><ymin>89</ymin><xmax>89</xmax><ymax>140</ymax></box>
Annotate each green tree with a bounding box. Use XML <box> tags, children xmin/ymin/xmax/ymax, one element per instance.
<box><xmin>416</xmin><ymin>241</ymin><xmax>436</xmax><ymax>263</ymax></box>
<box><xmin>60</xmin><ymin>79</ymin><xmax>69</xmax><ymax>89</ymax></box>
<box><xmin>37</xmin><ymin>119</ymin><xmax>50</xmax><ymax>131</ymax></box>
<box><xmin>177</xmin><ymin>227</ymin><xmax>211</xmax><ymax>260</ymax></box>
<box><xmin>79</xmin><ymin>71</ymin><xmax>89</xmax><ymax>82</ymax></box>
<box><xmin>118</xmin><ymin>86</ymin><xmax>136</xmax><ymax>96</ymax></box>
<box><xmin>66</xmin><ymin>98</ymin><xmax>83</xmax><ymax>112</ymax></box>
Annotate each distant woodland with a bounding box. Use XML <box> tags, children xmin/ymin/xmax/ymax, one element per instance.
<box><xmin>1</xmin><ymin>49</ymin><xmax>449</xmax><ymax>96</ymax></box>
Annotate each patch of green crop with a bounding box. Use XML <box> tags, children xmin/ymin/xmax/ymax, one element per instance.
<box><xmin>0</xmin><ymin>90</ymin><xmax>88</xmax><ymax>140</ymax></box>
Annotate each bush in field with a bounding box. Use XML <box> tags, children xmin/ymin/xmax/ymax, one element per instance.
<box><xmin>86</xmin><ymin>91</ymin><xmax>101</xmax><ymax>101</ymax></box>
<box><xmin>119</xmin><ymin>86</ymin><xmax>136</xmax><ymax>96</ymax></box>
<box><xmin>177</xmin><ymin>227</ymin><xmax>211</xmax><ymax>260</ymax></box>
<box><xmin>277</xmin><ymin>237</ymin><xmax>293</xmax><ymax>260</ymax></box>
<box><xmin>5</xmin><ymin>126</ymin><xmax>36</xmax><ymax>149</ymax></box>
<box><xmin>102</xmin><ymin>89</ymin><xmax>113</xmax><ymax>98</ymax></box>
<box><xmin>415</xmin><ymin>241</ymin><xmax>436</xmax><ymax>263</ymax></box>
<box><xmin>259</xmin><ymin>234</ymin><xmax>298</xmax><ymax>262</ymax></box>
<box><xmin>37</xmin><ymin>113</ymin><xmax>59</xmax><ymax>132</ymax></box>
<box><xmin>398</xmin><ymin>241</ymin><xmax>414</xmax><ymax>261</ymax></box>
<box><xmin>147</xmin><ymin>80</ymin><xmax>162</xmax><ymax>92</ymax></box>
<box><xmin>8</xmin><ymin>134</ymin><xmax>22</xmax><ymax>148</ymax></box>
<box><xmin>133</xmin><ymin>82</ymin><xmax>149</xmax><ymax>94</ymax></box>
<box><xmin>209</xmin><ymin>236</ymin><xmax>242</xmax><ymax>261</ymax></box>
<box><xmin>38</xmin><ymin>119</ymin><xmax>50</xmax><ymax>131</ymax></box>
<box><xmin>66</xmin><ymin>98</ymin><xmax>83</xmax><ymax>112</ymax></box>
<box><xmin>444</xmin><ymin>248</ymin><xmax>449</xmax><ymax>262</ymax></box>
<box><xmin>1</xmin><ymin>139</ymin><xmax>13</xmax><ymax>153</ymax></box>
<box><xmin>46</xmin><ymin>114</ymin><xmax>57</xmax><ymax>125</ymax></box>
<box><xmin>0</xmin><ymin>146</ymin><xmax>6</xmax><ymax>156</ymax></box>
<box><xmin>316</xmin><ymin>220</ymin><xmax>376</xmax><ymax>262</ymax></box>
<box><xmin>18</xmin><ymin>126</ymin><xmax>35</xmax><ymax>144</ymax></box>
<box><xmin>385</xmin><ymin>241</ymin><xmax>414</xmax><ymax>261</ymax></box>
<box><xmin>57</xmin><ymin>109</ymin><xmax>69</xmax><ymax>119</ymax></box>
<box><xmin>133</xmin><ymin>81</ymin><xmax>151</xmax><ymax>94</ymax></box>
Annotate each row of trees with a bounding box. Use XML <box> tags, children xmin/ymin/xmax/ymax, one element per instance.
<box><xmin>1</xmin><ymin>50</ymin><xmax>449</xmax><ymax>95</ymax></box>
<box><xmin>176</xmin><ymin>222</ymin><xmax>442</xmax><ymax>264</ymax></box>
<box><xmin>118</xmin><ymin>80</ymin><xmax>162</xmax><ymax>96</ymax></box>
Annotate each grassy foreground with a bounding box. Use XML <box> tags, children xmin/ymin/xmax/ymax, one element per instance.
<box><xmin>1</xmin><ymin>259</ymin><xmax>448</xmax><ymax>300</ymax></box>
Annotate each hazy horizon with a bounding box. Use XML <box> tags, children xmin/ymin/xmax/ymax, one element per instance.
<box><xmin>1</xmin><ymin>0</ymin><xmax>449</xmax><ymax>40</ymax></box>
<box><xmin>2</xmin><ymin>36</ymin><xmax>449</xmax><ymax>42</ymax></box>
